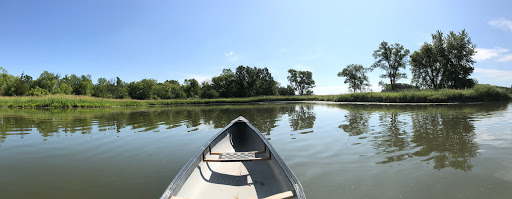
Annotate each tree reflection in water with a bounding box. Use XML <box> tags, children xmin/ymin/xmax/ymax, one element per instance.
<box><xmin>337</xmin><ymin>103</ymin><xmax>508</xmax><ymax>171</ymax></box>
<box><xmin>0</xmin><ymin>104</ymin><xmax>317</xmax><ymax>145</ymax></box>
<box><xmin>0</xmin><ymin>103</ymin><xmax>507</xmax><ymax>172</ymax></box>
<box><xmin>288</xmin><ymin>105</ymin><xmax>316</xmax><ymax>131</ymax></box>
<box><xmin>338</xmin><ymin>106</ymin><xmax>372</xmax><ymax>136</ymax></box>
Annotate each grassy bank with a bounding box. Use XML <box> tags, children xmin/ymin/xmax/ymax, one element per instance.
<box><xmin>0</xmin><ymin>85</ymin><xmax>509</xmax><ymax>108</ymax></box>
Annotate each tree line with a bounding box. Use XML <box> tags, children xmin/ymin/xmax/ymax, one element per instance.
<box><xmin>0</xmin><ymin>65</ymin><xmax>316</xmax><ymax>99</ymax></box>
<box><xmin>0</xmin><ymin>29</ymin><xmax>485</xmax><ymax>98</ymax></box>
<box><xmin>339</xmin><ymin>29</ymin><xmax>478</xmax><ymax>93</ymax></box>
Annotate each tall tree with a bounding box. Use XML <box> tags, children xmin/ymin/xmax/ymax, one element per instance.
<box><xmin>183</xmin><ymin>78</ymin><xmax>200</xmax><ymax>98</ymax></box>
<box><xmin>287</xmin><ymin>69</ymin><xmax>315</xmax><ymax>95</ymax></box>
<box><xmin>410</xmin><ymin>30</ymin><xmax>476</xmax><ymax>89</ymax></box>
<box><xmin>442</xmin><ymin>29</ymin><xmax>476</xmax><ymax>89</ymax></box>
<box><xmin>75</xmin><ymin>75</ymin><xmax>94</xmax><ymax>96</ymax></box>
<box><xmin>337</xmin><ymin>64</ymin><xmax>371</xmax><ymax>93</ymax></box>
<box><xmin>410</xmin><ymin>31</ymin><xmax>446</xmax><ymax>89</ymax></box>
<box><xmin>35</xmin><ymin>71</ymin><xmax>59</xmax><ymax>93</ymax></box>
<box><xmin>10</xmin><ymin>73</ymin><xmax>33</xmax><ymax>96</ymax></box>
<box><xmin>211</xmin><ymin>69</ymin><xmax>236</xmax><ymax>98</ymax></box>
<box><xmin>372</xmin><ymin>41</ymin><xmax>410</xmax><ymax>91</ymax></box>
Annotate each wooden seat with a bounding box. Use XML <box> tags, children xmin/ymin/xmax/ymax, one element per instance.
<box><xmin>204</xmin><ymin>151</ymin><xmax>270</xmax><ymax>162</ymax></box>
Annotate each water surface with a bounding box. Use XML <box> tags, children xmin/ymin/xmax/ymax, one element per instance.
<box><xmin>1</xmin><ymin>103</ymin><xmax>511</xmax><ymax>198</ymax></box>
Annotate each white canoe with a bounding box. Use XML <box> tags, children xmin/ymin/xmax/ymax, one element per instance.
<box><xmin>160</xmin><ymin>116</ymin><xmax>305</xmax><ymax>199</ymax></box>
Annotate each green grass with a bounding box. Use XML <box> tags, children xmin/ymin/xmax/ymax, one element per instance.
<box><xmin>0</xmin><ymin>85</ymin><xmax>509</xmax><ymax>108</ymax></box>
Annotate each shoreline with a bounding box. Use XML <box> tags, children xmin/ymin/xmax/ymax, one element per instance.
<box><xmin>0</xmin><ymin>85</ymin><xmax>509</xmax><ymax>108</ymax></box>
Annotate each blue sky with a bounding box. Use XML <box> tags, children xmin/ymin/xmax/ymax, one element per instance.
<box><xmin>1</xmin><ymin>0</ymin><xmax>512</xmax><ymax>94</ymax></box>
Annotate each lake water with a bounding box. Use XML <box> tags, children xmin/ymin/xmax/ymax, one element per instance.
<box><xmin>1</xmin><ymin>103</ymin><xmax>511</xmax><ymax>199</ymax></box>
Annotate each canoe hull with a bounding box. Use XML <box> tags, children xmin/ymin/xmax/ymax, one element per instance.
<box><xmin>160</xmin><ymin>116</ymin><xmax>305</xmax><ymax>199</ymax></box>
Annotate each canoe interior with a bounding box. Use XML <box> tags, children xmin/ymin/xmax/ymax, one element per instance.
<box><xmin>163</xmin><ymin>118</ymin><xmax>302</xmax><ymax>199</ymax></box>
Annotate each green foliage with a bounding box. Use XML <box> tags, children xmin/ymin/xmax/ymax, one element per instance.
<box><xmin>93</xmin><ymin>77</ymin><xmax>114</xmax><ymax>98</ymax></box>
<box><xmin>337</xmin><ymin>64</ymin><xmax>371</xmax><ymax>93</ymax></box>
<box><xmin>11</xmin><ymin>73</ymin><xmax>33</xmax><ymax>96</ymax></box>
<box><xmin>330</xmin><ymin>85</ymin><xmax>509</xmax><ymax>103</ymax></box>
<box><xmin>200</xmin><ymin>81</ymin><xmax>219</xmax><ymax>99</ymax></box>
<box><xmin>379</xmin><ymin>82</ymin><xmax>418</xmax><ymax>92</ymax></box>
<box><xmin>113</xmin><ymin>77</ymin><xmax>130</xmax><ymax>99</ymax></box>
<box><xmin>75</xmin><ymin>75</ymin><xmax>94</xmax><ymax>95</ymax></box>
<box><xmin>0</xmin><ymin>67</ymin><xmax>16</xmax><ymax>95</ymax></box>
<box><xmin>278</xmin><ymin>85</ymin><xmax>295</xmax><ymax>96</ymax></box>
<box><xmin>287</xmin><ymin>69</ymin><xmax>315</xmax><ymax>95</ymax></box>
<box><xmin>54</xmin><ymin>82</ymin><xmax>73</xmax><ymax>95</ymax></box>
<box><xmin>35</xmin><ymin>71</ymin><xmax>59</xmax><ymax>93</ymax></box>
<box><xmin>212</xmin><ymin>69</ymin><xmax>236</xmax><ymax>98</ymax></box>
<box><xmin>128</xmin><ymin>79</ymin><xmax>158</xmax><ymax>100</ymax></box>
<box><xmin>28</xmin><ymin>86</ymin><xmax>49</xmax><ymax>96</ymax></box>
<box><xmin>372</xmin><ymin>41</ymin><xmax>410</xmax><ymax>91</ymax></box>
<box><xmin>0</xmin><ymin>86</ymin><xmax>509</xmax><ymax>108</ymax></box>
<box><xmin>411</xmin><ymin>30</ymin><xmax>476</xmax><ymax>89</ymax></box>
<box><xmin>183</xmin><ymin>78</ymin><xmax>200</xmax><ymax>98</ymax></box>
<box><xmin>410</xmin><ymin>31</ymin><xmax>445</xmax><ymax>89</ymax></box>
<box><xmin>154</xmin><ymin>81</ymin><xmax>186</xmax><ymax>99</ymax></box>
<box><xmin>211</xmin><ymin>66</ymin><xmax>278</xmax><ymax>98</ymax></box>
<box><xmin>443</xmin><ymin>30</ymin><xmax>476</xmax><ymax>89</ymax></box>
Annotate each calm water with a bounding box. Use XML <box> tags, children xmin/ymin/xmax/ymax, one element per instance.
<box><xmin>1</xmin><ymin>103</ymin><xmax>512</xmax><ymax>199</ymax></box>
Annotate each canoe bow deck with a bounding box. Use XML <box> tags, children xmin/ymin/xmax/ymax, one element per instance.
<box><xmin>160</xmin><ymin>116</ymin><xmax>305</xmax><ymax>199</ymax></box>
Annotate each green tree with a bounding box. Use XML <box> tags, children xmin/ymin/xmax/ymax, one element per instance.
<box><xmin>372</xmin><ymin>41</ymin><xmax>410</xmax><ymax>91</ymax></box>
<box><xmin>93</xmin><ymin>77</ymin><xmax>114</xmax><ymax>98</ymax></box>
<box><xmin>183</xmin><ymin>78</ymin><xmax>200</xmax><ymax>98</ymax></box>
<box><xmin>113</xmin><ymin>77</ymin><xmax>130</xmax><ymax>99</ymax></box>
<box><xmin>199</xmin><ymin>81</ymin><xmax>219</xmax><ymax>99</ymax></box>
<box><xmin>165</xmin><ymin>80</ymin><xmax>180</xmax><ymax>86</ymax></box>
<box><xmin>211</xmin><ymin>69</ymin><xmax>237</xmax><ymax>98</ymax></box>
<box><xmin>278</xmin><ymin>85</ymin><xmax>295</xmax><ymax>96</ymax></box>
<box><xmin>410</xmin><ymin>32</ymin><xmax>445</xmax><ymax>89</ymax></box>
<box><xmin>74</xmin><ymin>75</ymin><xmax>94</xmax><ymax>95</ymax></box>
<box><xmin>442</xmin><ymin>30</ymin><xmax>476</xmax><ymax>89</ymax></box>
<box><xmin>127</xmin><ymin>79</ymin><xmax>157</xmax><ymax>100</ymax></box>
<box><xmin>337</xmin><ymin>64</ymin><xmax>371</xmax><ymax>93</ymax></box>
<box><xmin>11</xmin><ymin>73</ymin><xmax>33</xmax><ymax>96</ymax></box>
<box><xmin>54</xmin><ymin>82</ymin><xmax>73</xmax><ymax>95</ymax></box>
<box><xmin>287</xmin><ymin>69</ymin><xmax>315</xmax><ymax>95</ymax></box>
<box><xmin>35</xmin><ymin>71</ymin><xmax>59</xmax><ymax>94</ymax></box>
<box><xmin>410</xmin><ymin>30</ymin><xmax>476</xmax><ymax>89</ymax></box>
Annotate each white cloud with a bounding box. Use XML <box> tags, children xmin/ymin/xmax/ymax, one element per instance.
<box><xmin>474</xmin><ymin>68</ymin><xmax>512</xmax><ymax>81</ymax></box>
<box><xmin>191</xmin><ymin>74</ymin><xmax>213</xmax><ymax>83</ymax></box>
<box><xmin>474</xmin><ymin>47</ymin><xmax>511</xmax><ymax>62</ymax></box>
<box><xmin>496</xmin><ymin>54</ymin><xmax>512</xmax><ymax>62</ymax></box>
<box><xmin>474</xmin><ymin>48</ymin><xmax>508</xmax><ymax>61</ymax></box>
<box><xmin>489</xmin><ymin>18</ymin><xmax>512</xmax><ymax>32</ymax></box>
<box><xmin>224</xmin><ymin>51</ymin><xmax>239</xmax><ymax>62</ymax></box>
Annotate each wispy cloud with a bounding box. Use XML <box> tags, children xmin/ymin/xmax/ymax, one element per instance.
<box><xmin>224</xmin><ymin>51</ymin><xmax>239</xmax><ymax>62</ymax></box>
<box><xmin>187</xmin><ymin>74</ymin><xmax>212</xmax><ymax>83</ymax></box>
<box><xmin>474</xmin><ymin>68</ymin><xmax>512</xmax><ymax>81</ymax></box>
<box><xmin>496</xmin><ymin>54</ymin><xmax>512</xmax><ymax>62</ymax></box>
<box><xmin>489</xmin><ymin>18</ymin><xmax>512</xmax><ymax>32</ymax></box>
<box><xmin>473</xmin><ymin>47</ymin><xmax>511</xmax><ymax>62</ymax></box>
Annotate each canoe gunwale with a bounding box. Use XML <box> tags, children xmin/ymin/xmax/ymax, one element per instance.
<box><xmin>159</xmin><ymin>116</ymin><xmax>305</xmax><ymax>199</ymax></box>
